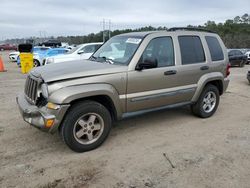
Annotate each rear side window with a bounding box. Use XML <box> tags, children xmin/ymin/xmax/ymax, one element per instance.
<box><xmin>205</xmin><ymin>36</ymin><xmax>224</xmax><ymax>61</ymax></box>
<box><xmin>178</xmin><ymin>36</ymin><xmax>205</xmax><ymax>65</ymax></box>
<box><xmin>83</xmin><ymin>45</ymin><xmax>96</xmax><ymax>53</ymax></box>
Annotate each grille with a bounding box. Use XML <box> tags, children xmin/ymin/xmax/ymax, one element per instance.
<box><xmin>24</xmin><ymin>75</ymin><xmax>39</xmax><ymax>104</ymax></box>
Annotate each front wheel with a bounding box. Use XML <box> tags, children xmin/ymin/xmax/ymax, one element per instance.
<box><xmin>191</xmin><ymin>84</ymin><xmax>220</xmax><ymax>118</ymax></box>
<box><xmin>60</xmin><ymin>101</ymin><xmax>112</xmax><ymax>152</ymax></box>
<box><xmin>33</xmin><ymin>59</ymin><xmax>40</xmax><ymax>67</ymax></box>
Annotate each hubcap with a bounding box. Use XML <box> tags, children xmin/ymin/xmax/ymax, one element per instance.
<box><xmin>73</xmin><ymin>113</ymin><xmax>104</xmax><ymax>145</ymax></box>
<box><xmin>34</xmin><ymin>60</ymin><xmax>39</xmax><ymax>67</ymax></box>
<box><xmin>202</xmin><ymin>91</ymin><xmax>216</xmax><ymax>113</ymax></box>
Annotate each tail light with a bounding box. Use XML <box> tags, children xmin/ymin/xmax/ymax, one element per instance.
<box><xmin>226</xmin><ymin>63</ymin><xmax>230</xmax><ymax>77</ymax></box>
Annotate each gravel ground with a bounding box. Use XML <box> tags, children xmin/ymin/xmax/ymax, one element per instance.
<box><xmin>0</xmin><ymin>51</ymin><xmax>250</xmax><ymax>188</ymax></box>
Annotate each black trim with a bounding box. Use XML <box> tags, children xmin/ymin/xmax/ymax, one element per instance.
<box><xmin>130</xmin><ymin>87</ymin><xmax>196</xmax><ymax>102</ymax></box>
<box><xmin>168</xmin><ymin>27</ymin><xmax>216</xmax><ymax>33</ymax></box>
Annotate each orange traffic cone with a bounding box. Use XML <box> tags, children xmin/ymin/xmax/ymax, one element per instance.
<box><xmin>0</xmin><ymin>55</ymin><xmax>7</xmax><ymax>72</ymax></box>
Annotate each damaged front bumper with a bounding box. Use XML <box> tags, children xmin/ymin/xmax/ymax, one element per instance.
<box><xmin>16</xmin><ymin>93</ymin><xmax>70</xmax><ymax>133</ymax></box>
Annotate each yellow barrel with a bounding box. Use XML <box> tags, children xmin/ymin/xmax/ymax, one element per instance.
<box><xmin>20</xmin><ymin>53</ymin><xmax>33</xmax><ymax>74</ymax></box>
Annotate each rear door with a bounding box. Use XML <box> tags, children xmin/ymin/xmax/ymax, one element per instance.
<box><xmin>176</xmin><ymin>35</ymin><xmax>210</xmax><ymax>84</ymax></box>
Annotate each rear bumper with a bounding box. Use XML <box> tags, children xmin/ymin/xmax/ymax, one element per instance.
<box><xmin>247</xmin><ymin>72</ymin><xmax>250</xmax><ymax>83</ymax></box>
<box><xmin>16</xmin><ymin>93</ymin><xmax>70</xmax><ymax>133</ymax></box>
<box><xmin>223</xmin><ymin>78</ymin><xmax>230</xmax><ymax>93</ymax></box>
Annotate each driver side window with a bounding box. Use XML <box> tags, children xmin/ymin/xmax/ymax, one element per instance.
<box><xmin>140</xmin><ymin>37</ymin><xmax>175</xmax><ymax>67</ymax></box>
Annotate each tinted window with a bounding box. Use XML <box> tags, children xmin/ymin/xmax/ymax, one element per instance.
<box><xmin>178</xmin><ymin>36</ymin><xmax>205</xmax><ymax>65</ymax></box>
<box><xmin>228</xmin><ymin>50</ymin><xmax>235</xmax><ymax>56</ymax></box>
<box><xmin>205</xmin><ymin>36</ymin><xmax>224</xmax><ymax>61</ymax></box>
<box><xmin>94</xmin><ymin>44</ymin><xmax>102</xmax><ymax>51</ymax></box>
<box><xmin>140</xmin><ymin>37</ymin><xmax>174</xmax><ymax>67</ymax></box>
<box><xmin>236</xmin><ymin>50</ymin><xmax>243</xmax><ymax>55</ymax></box>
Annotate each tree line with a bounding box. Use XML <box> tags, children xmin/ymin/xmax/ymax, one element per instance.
<box><xmin>4</xmin><ymin>13</ymin><xmax>250</xmax><ymax>48</ymax></box>
<box><xmin>56</xmin><ymin>13</ymin><xmax>250</xmax><ymax>48</ymax></box>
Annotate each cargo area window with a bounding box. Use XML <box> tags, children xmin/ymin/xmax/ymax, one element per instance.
<box><xmin>178</xmin><ymin>36</ymin><xmax>205</xmax><ymax>65</ymax></box>
<box><xmin>205</xmin><ymin>36</ymin><xmax>224</xmax><ymax>61</ymax></box>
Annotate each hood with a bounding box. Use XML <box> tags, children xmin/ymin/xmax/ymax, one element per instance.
<box><xmin>30</xmin><ymin>59</ymin><xmax>127</xmax><ymax>83</ymax></box>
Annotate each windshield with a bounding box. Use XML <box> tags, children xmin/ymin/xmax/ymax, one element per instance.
<box><xmin>91</xmin><ymin>36</ymin><xmax>143</xmax><ymax>65</ymax></box>
<box><xmin>66</xmin><ymin>45</ymin><xmax>82</xmax><ymax>54</ymax></box>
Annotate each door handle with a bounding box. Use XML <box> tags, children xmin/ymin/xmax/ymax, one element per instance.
<box><xmin>164</xmin><ymin>70</ymin><xmax>177</xmax><ymax>75</ymax></box>
<box><xmin>200</xmin><ymin>66</ymin><xmax>209</xmax><ymax>70</ymax></box>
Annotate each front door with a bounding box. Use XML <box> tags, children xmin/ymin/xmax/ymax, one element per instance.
<box><xmin>126</xmin><ymin>36</ymin><xmax>195</xmax><ymax>112</ymax></box>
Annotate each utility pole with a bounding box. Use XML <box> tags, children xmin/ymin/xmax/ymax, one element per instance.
<box><xmin>102</xmin><ymin>19</ymin><xmax>105</xmax><ymax>43</ymax></box>
<box><xmin>108</xmin><ymin>19</ymin><xmax>111</xmax><ymax>39</ymax></box>
<box><xmin>101</xmin><ymin>19</ymin><xmax>112</xmax><ymax>42</ymax></box>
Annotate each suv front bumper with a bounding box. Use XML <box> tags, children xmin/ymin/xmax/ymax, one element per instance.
<box><xmin>16</xmin><ymin>93</ymin><xmax>70</xmax><ymax>133</ymax></box>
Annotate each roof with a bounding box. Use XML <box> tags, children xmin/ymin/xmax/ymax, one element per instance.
<box><xmin>118</xmin><ymin>31</ymin><xmax>159</xmax><ymax>38</ymax></box>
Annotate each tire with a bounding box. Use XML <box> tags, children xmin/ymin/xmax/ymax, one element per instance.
<box><xmin>191</xmin><ymin>84</ymin><xmax>220</xmax><ymax>118</ymax></box>
<box><xmin>33</xmin><ymin>59</ymin><xmax>40</xmax><ymax>67</ymax></box>
<box><xmin>239</xmin><ymin>60</ymin><xmax>245</xmax><ymax>67</ymax></box>
<box><xmin>60</xmin><ymin>101</ymin><xmax>112</xmax><ymax>152</ymax></box>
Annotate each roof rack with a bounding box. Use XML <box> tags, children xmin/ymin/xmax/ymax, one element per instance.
<box><xmin>167</xmin><ymin>27</ymin><xmax>216</xmax><ymax>33</ymax></box>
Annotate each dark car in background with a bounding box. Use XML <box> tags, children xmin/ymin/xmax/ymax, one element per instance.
<box><xmin>228</xmin><ymin>49</ymin><xmax>247</xmax><ymax>67</ymax></box>
<box><xmin>0</xmin><ymin>44</ymin><xmax>17</xmax><ymax>51</ymax></box>
<box><xmin>38</xmin><ymin>40</ymin><xmax>62</xmax><ymax>48</ymax></box>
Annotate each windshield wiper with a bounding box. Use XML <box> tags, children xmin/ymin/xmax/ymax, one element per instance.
<box><xmin>99</xmin><ymin>56</ymin><xmax>115</xmax><ymax>64</ymax></box>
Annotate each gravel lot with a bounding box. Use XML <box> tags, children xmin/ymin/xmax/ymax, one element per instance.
<box><xmin>0</xmin><ymin>51</ymin><xmax>250</xmax><ymax>188</ymax></box>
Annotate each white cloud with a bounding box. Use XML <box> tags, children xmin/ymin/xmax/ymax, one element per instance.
<box><xmin>0</xmin><ymin>0</ymin><xmax>249</xmax><ymax>39</ymax></box>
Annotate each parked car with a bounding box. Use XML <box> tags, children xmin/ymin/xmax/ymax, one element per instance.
<box><xmin>38</xmin><ymin>40</ymin><xmax>62</xmax><ymax>48</ymax></box>
<box><xmin>9</xmin><ymin>51</ymin><xmax>20</xmax><ymax>62</ymax></box>
<box><xmin>45</xmin><ymin>42</ymin><xmax>103</xmax><ymax>65</ymax></box>
<box><xmin>245</xmin><ymin>51</ymin><xmax>250</xmax><ymax>64</ymax></box>
<box><xmin>34</xmin><ymin>47</ymin><xmax>69</xmax><ymax>66</ymax></box>
<box><xmin>0</xmin><ymin>44</ymin><xmax>17</xmax><ymax>51</ymax></box>
<box><xmin>17</xmin><ymin>28</ymin><xmax>230</xmax><ymax>152</ymax></box>
<box><xmin>16</xmin><ymin>46</ymin><xmax>50</xmax><ymax>67</ymax></box>
<box><xmin>32</xmin><ymin>46</ymin><xmax>51</xmax><ymax>66</ymax></box>
<box><xmin>228</xmin><ymin>49</ymin><xmax>247</xmax><ymax>67</ymax></box>
<box><xmin>247</xmin><ymin>71</ymin><xmax>250</xmax><ymax>83</ymax></box>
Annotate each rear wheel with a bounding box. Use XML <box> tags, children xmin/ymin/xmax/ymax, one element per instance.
<box><xmin>60</xmin><ymin>101</ymin><xmax>112</xmax><ymax>152</ymax></box>
<box><xmin>191</xmin><ymin>84</ymin><xmax>219</xmax><ymax>118</ymax></box>
<box><xmin>239</xmin><ymin>60</ymin><xmax>245</xmax><ymax>67</ymax></box>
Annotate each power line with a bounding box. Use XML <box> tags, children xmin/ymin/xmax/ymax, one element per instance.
<box><xmin>101</xmin><ymin>19</ymin><xmax>112</xmax><ymax>42</ymax></box>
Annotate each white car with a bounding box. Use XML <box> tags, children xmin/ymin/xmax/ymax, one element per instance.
<box><xmin>33</xmin><ymin>46</ymin><xmax>51</xmax><ymax>66</ymax></box>
<box><xmin>9</xmin><ymin>51</ymin><xmax>20</xmax><ymax>62</ymax></box>
<box><xmin>245</xmin><ymin>51</ymin><xmax>250</xmax><ymax>64</ymax></box>
<box><xmin>45</xmin><ymin>42</ymin><xmax>103</xmax><ymax>65</ymax></box>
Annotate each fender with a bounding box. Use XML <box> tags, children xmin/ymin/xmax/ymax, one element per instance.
<box><xmin>191</xmin><ymin>72</ymin><xmax>224</xmax><ymax>102</ymax></box>
<box><xmin>48</xmin><ymin>83</ymin><xmax>124</xmax><ymax>119</ymax></box>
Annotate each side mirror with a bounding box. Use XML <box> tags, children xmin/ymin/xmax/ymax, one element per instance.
<box><xmin>77</xmin><ymin>50</ymin><xmax>84</xmax><ymax>54</ymax></box>
<box><xmin>136</xmin><ymin>57</ymin><xmax>158</xmax><ymax>71</ymax></box>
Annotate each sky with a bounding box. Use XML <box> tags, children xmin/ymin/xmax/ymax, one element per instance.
<box><xmin>0</xmin><ymin>0</ymin><xmax>249</xmax><ymax>39</ymax></box>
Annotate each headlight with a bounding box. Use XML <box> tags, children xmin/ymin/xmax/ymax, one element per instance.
<box><xmin>33</xmin><ymin>53</ymin><xmax>39</xmax><ymax>59</ymax></box>
<box><xmin>41</xmin><ymin>83</ymin><xmax>49</xmax><ymax>98</ymax></box>
<box><xmin>46</xmin><ymin>58</ymin><xmax>54</xmax><ymax>64</ymax></box>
